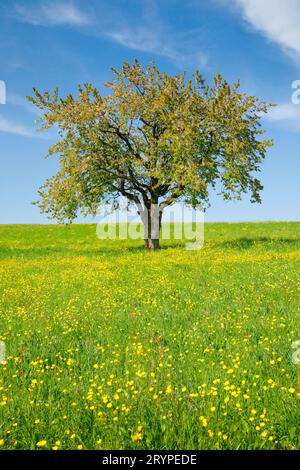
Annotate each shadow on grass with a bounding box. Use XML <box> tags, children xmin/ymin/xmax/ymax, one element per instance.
<box><xmin>0</xmin><ymin>240</ymin><xmax>187</xmax><ymax>259</ymax></box>
<box><xmin>217</xmin><ymin>236</ymin><xmax>300</xmax><ymax>250</ymax></box>
<box><xmin>1</xmin><ymin>237</ymin><xmax>298</xmax><ymax>259</ymax></box>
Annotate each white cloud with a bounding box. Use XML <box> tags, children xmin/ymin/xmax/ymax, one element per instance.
<box><xmin>6</xmin><ymin>92</ymin><xmax>41</xmax><ymax>115</ymax></box>
<box><xmin>266</xmin><ymin>103</ymin><xmax>300</xmax><ymax>122</ymax></box>
<box><xmin>107</xmin><ymin>28</ymin><xmax>173</xmax><ymax>61</ymax></box>
<box><xmin>12</xmin><ymin>1</ymin><xmax>206</xmax><ymax>67</ymax></box>
<box><xmin>0</xmin><ymin>115</ymin><xmax>49</xmax><ymax>138</ymax></box>
<box><xmin>227</xmin><ymin>0</ymin><xmax>300</xmax><ymax>61</ymax></box>
<box><xmin>13</xmin><ymin>1</ymin><xmax>92</xmax><ymax>27</ymax></box>
<box><xmin>107</xmin><ymin>28</ymin><xmax>166</xmax><ymax>55</ymax></box>
<box><xmin>264</xmin><ymin>102</ymin><xmax>300</xmax><ymax>130</ymax></box>
<box><xmin>101</xmin><ymin>0</ymin><xmax>207</xmax><ymax>67</ymax></box>
<box><xmin>106</xmin><ymin>27</ymin><xmax>207</xmax><ymax>68</ymax></box>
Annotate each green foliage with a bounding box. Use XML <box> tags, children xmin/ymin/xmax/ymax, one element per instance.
<box><xmin>28</xmin><ymin>60</ymin><xmax>273</xmax><ymax>223</ymax></box>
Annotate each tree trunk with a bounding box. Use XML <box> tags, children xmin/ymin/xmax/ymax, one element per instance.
<box><xmin>140</xmin><ymin>203</ymin><xmax>162</xmax><ymax>251</ymax></box>
<box><xmin>145</xmin><ymin>238</ymin><xmax>160</xmax><ymax>250</ymax></box>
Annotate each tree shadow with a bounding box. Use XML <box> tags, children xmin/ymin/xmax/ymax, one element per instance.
<box><xmin>0</xmin><ymin>240</ymin><xmax>187</xmax><ymax>259</ymax></box>
<box><xmin>1</xmin><ymin>236</ymin><xmax>298</xmax><ymax>259</ymax></box>
<box><xmin>217</xmin><ymin>236</ymin><xmax>300</xmax><ymax>250</ymax></box>
<box><xmin>126</xmin><ymin>241</ymin><xmax>186</xmax><ymax>252</ymax></box>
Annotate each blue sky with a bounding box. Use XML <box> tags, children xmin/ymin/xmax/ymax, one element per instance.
<box><xmin>0</xmin><ymin>0</ymin><xmax>300</xmax><ymax>223</ymax></box>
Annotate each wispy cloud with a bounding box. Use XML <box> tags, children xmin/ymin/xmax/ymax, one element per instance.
<box><xmin>224</xmin><ymin>0</ymin><xmax>300</xmax><ymax>63</ymax></box>
<box><xmin>264</xmin><ymin>102</ymin><xmax>300</xmax><ymax>131</ymax></box>
<box><xmin>0</xmin><ymin>115</ymin><xmax>50</xmax><ymax>138</ymax></box>
<box><xmin>107</xmin><ymin>28</ymin><xmax>170</xmax><ymax>56</ymax></box>
<box><xmin>13</xmin><ymin>1</ymin><xmax>92</xmax><ymax>27</ymax></box>
<box><xmin>11</xmin><ymin>1</ymin><xmax>207</xmax><ymax>67</ymax></box>
<box><xmin>106</xmin><ymin>27</ymin><xmax>207</xmax><ymax>67</ymax></box>
<box><xmin>102</xmin><ymin>0</ymin><xmax>207</xmax><ymax>67</ymax></box>
<box><xmin>7</xmin><ymin>92</ymin><xmax>40</xmax><ymax>115</ymax></box>
<box><xmin>266</xmin><ymin>103</ymin><xmax>300</xmax><ymax>122</ymax></box>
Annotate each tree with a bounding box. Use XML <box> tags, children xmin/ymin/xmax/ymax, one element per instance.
<box><xmin>28</xmin><ymin>60</ymin><xmax>273</xmax><ymax>250</ymax></box>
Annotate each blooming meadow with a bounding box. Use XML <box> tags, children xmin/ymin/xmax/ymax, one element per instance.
<box><xmin>0</xmin><ymin>222</ymin><xmax>299</xmax><ymax>450</ymax></box>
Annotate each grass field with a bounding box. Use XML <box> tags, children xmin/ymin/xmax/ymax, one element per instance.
<box><xmin>0</xmin><ymin>222</ymin><xmax>299</xmax><ymax>450</ymax></box>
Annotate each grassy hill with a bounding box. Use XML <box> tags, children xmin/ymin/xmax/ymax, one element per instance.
<box><xmin>0</xmin><ymin>222</ymin><xmax>299</xmax><ymax>449</ymax></box>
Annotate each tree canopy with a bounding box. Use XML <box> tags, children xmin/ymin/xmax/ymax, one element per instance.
<box><xmin>28</xmin><ymin>60</ymin><xmax>273</xmax><ymax>249</ymax></box>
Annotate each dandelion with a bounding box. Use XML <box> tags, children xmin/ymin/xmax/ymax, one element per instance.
<box><xmin>199</xmin><ymin>416</ymin><xmax>208</xmax><ymax>427</ymax></box>
<box><xmin>36</xmin><ymin>440</ymin><xmax>47</xmax><ymax>448</ymax></box>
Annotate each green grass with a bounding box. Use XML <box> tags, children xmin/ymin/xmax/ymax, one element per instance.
<box><xmin>0</xmin><ymin>222</ymin><xmax>299</xmax><ymax>450</ymax></box>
